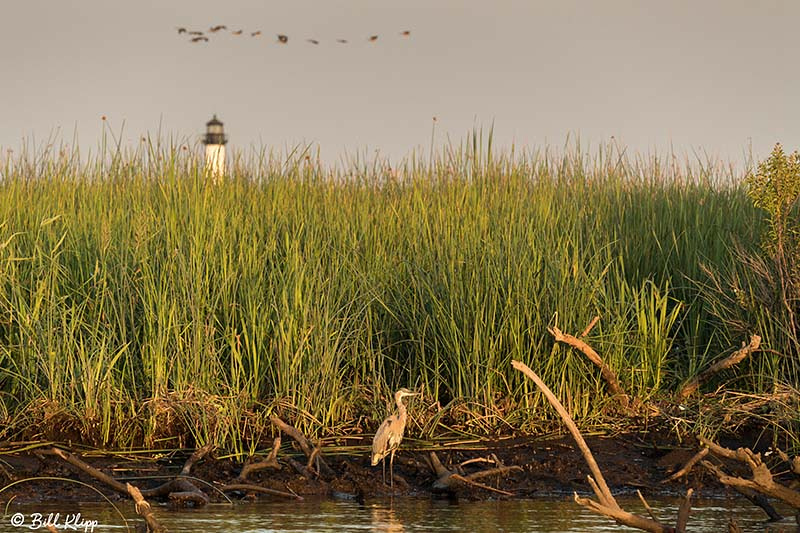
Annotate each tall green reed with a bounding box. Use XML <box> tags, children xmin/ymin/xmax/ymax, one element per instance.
<box><xmin>0</xmin><ymin>133</ymin><xmax>775</xmax><ymax>450</ymax></box>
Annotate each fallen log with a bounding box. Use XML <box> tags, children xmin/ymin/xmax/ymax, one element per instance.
<box><xmin>512</xmin><ymin>359</ymin><xmax>692</xmax><ymax>533</ymax></box>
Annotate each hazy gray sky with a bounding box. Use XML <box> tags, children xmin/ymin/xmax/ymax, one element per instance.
<box><xmin>3</xmin><ymin>1</ymin><xmax>799</xmax><ymax>165</ymax></box>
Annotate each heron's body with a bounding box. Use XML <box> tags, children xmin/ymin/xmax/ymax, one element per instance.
<box><xmin>371</xmin><ymin>388</ymin><xmax>418</xmax><ymax>487</ymax></box>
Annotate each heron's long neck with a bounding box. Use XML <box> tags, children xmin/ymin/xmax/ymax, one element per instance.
<box><xmin>396</xmin><ymin>396</ymin><xmax>407</xmax><ymax>417</ymax></box>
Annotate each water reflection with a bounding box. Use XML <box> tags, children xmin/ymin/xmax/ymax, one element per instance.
<box><xmin>0</xmin><ymin>496</ymin><xmax>779</xmax><ymax>533</ymax></box>
<box><xmin>370</xmin><ymin>506</ymin><xmax>405</xmax><ymax>533</ymax></box>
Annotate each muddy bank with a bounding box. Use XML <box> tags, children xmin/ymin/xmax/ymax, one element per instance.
<box><xmin>0</xmin><ymin>430</ymin><xmax>732</xmax><ymax>506</ymax></box>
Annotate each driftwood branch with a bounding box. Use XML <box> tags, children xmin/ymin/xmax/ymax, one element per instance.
<box><xmin>221</xmin><ymin>483</ymin><xmax>302</xmax><ymax>500</ymax></box>
<box><xmin>428</xmin><ymin>451</ymin><xmax>520</xmax><ymax>496</ymax></box>
<box><xmin>547</xmin><ymin>324</ymin><xmax>631</xmax><ymax>409</ymax></box>
<box><xmin>127</xmin><ymin>482</ymin><xmax>167</xmax><ymax>533</ymax></box>
<box><xmin>580</xmin><ymin>315</ymin><xmax>601</xmax><ymax>338</ymax></box>
<box><xmin>775</xmin><ymin>448</ymin><xmax>800</xmax><ymax>477</ymax></box>
<box><xmin>573</xmin><ymin>493</ymin><xmax>681</xmax><ymax>533</ymax></box>
<box><xmin>699</xmin><ymin>436</ymin><xmax>800</xmax><ymax>509</ymax></box>
<box><xmin>512</xmin><ymin>360</ymin><xmax>691</xmax><ymax>533</ymax></box>
<box><xmin>140</xmin><ymin>478</ymin><xmax>209</xmax><ymax>506</ymax></box>
<box><xmin>511</xmin><ymin>361</ymin><xmax>618</xmax><ymax>509</ymax></box>
<box><xmin>270</xmin><ymin>416</ymin><xmax>334</xmax><ymax>478</ymax></box>
<box><xmin>237</xmin><ymin>436</ymin><xmax>281</xmax><ymax>481</ymax></box>
<box><xmin>661</xmin><ymin>448</ymin><xmax>709</xmax><ymax>483</ymax></box>
<box><xmin>464</xmin><ymin>465</ymin><xmax>523</xmax><ymax>482</ymax></box>
<box><xmin>677</xmin><ymin>335</ymin><xmax>761</xmax><ymax>400</ymax></box>
<box><xmin>701</xmin><ymin>461</ymin><xmax>784</xmax><ymax>521</ymax></box>
<box><xmin>53</xmin><ymin>446</ymin><xmax>210</xmax><ymax>507</ymax></box>
<box><xmin>51</xmin><ymin>448</ymin><xmax>129</xmax><ymax>495</ymax></box>
<box><xmin>676</xmin><ymin>488</ymin><xmax>693</xmax><ymax>532</ymax></box>
<box><xmin>180</xmin><ymin>442</ymin><xmax>214</xmax><ymax>476</ymax></box>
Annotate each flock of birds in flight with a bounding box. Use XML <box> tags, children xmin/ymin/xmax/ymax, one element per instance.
<box><xmin>177</xmin><ymin>25</ymin><xmax>411</xmax><ymax>45</ymax></box>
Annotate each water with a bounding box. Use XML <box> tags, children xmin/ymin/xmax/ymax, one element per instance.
<box><xmin>0</xmin><ymin>496</ymin><xmax>786</xmax><ymax>532</ymax></box>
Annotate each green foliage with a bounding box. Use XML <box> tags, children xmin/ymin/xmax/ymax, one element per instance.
<box><xmin>689</xmin><ymin>144</ymin><xmax>800</xmax><ymax>447</ymax></box>
<box><xmin>0</xmin><ymin>135</ymin><xmax>781</xmax><ymax>451</ymax></box>
<box><xmin>746</xmin><ymin>144</ymin><xmax>800</xmax><ymax>255</ymax></box>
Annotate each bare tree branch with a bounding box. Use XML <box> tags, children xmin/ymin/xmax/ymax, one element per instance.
<box><xmin>547</xmin><ymin>325</ymin><xmax>631</xmax><ymax>409</ymax></box>
<box><xmin>677</xmin><ymin>335</ymin><xmax>761</xmax><ymax>400</ymax></box>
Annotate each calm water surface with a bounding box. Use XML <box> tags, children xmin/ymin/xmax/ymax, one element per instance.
<box><xmin>0</xmin><ymin>496</ymin><xmax>783</xmax><ymax>532</ymax></box>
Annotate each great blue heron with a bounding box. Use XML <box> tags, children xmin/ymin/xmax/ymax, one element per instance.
<box><xmin>371</xmin><ymin>388</ymin><xmax>419</xmax><ymax>488</ymax></box>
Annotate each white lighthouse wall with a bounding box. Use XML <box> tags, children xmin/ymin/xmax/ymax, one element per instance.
<box><xmin>204</xmin><ymin>144</ymin><xmax>226</xmax><ymax>180</ymax></box>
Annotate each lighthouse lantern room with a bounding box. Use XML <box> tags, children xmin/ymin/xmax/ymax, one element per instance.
<box><xmin>203</xmin><ymin>114</ymin><xmax>227</xmax><ymax>179</ymax></box>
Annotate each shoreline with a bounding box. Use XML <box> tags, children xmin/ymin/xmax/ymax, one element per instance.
<box><xmin>0</xmin><ymin>431</ymin><xmax>732</xmax><ymax>505</ymax></box>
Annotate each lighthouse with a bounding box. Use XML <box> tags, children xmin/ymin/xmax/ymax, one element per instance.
<box><xmin>203</xmin><ymin>114</ymin><xmax>227</xmax><ymax>179</ymax></box>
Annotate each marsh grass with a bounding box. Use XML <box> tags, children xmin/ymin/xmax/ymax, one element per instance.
<box><xmin>0</xmin><ymin>133</ymin><xmax>792</xmax><ymax>452</ymax></box>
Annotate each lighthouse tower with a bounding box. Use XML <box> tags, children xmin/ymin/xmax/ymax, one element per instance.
<box><xmin>203</xmin><ymin>114</ymin><xmax>227</xmax><ymax>179</ymax></box>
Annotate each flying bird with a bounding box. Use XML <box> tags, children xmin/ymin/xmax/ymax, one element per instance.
<box><xmin>368</xmin><ymin>35</ymin><xmax>379</xmax><ymax>42</ymax></box>
<box><xmin>190</xmin><ymin>36</ymin><xmax>209</xmax><ymax>42</ymax></box>
<box><xmin>176</xmin><ymin>27</ymin><xmax>187</xmax><ymax>34</ymax></box>
<box><xmin>371</xmin><ymin>388</ymin><xmax>420</xmax><ymax>488</ymax></box>
<box><xmin>188</xmin><ymin>31</ymin><xmax>204</xmax><ymax>36</ymax></box>
<box><xmin>232</xmin><ymin>30</ymin><xmax>243</xmax><ymax>35</ymax></box>
<box><xmin>209</xmin><ymin>25</ymin><xmax>227</xmax><ymax>33</ymax></box>
<box><xmin>251</xmin><ymin>30</ymin><xmax>262</xmax><ymax>37</ymax></box>
<box><xmin>336</xmin><ymin>38</ymin><xmax>348</xmax><ymax>44</ymax></box>
<box><xmin>277</xmin><ymin>34</ymin><xmax>288</xmax><ymax>44</ymax></box>
<box><xmin>400</xmin><ymin>30</ymin><xmax>410</xmax><ymax>36</ymax></box>
<box><xmin>307</xmin><ymin>39</ymin><xmax>319</xmax><ymax>45</ymax></box>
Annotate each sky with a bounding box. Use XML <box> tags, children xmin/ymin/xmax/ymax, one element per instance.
<box><xmin>3</xmin><ymin>0</ymin><xmax>799</xmax><ymax>167</ymax></box>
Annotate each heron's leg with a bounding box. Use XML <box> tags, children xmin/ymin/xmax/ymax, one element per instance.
<box><xmin>381</xmin><ymin>456</ymin><xmax>386</xmax><ymax>485</ymax></box>
<box><xmin>389</xmin><ymin>449</ymin><xmax>395</xmax><ymax>489</ymax></box>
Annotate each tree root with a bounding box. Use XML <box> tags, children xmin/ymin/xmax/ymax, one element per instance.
<box><xmin>512</xmin><ymin>359</ymin><xmax>692</xmax><ymax>533</ymax></box>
